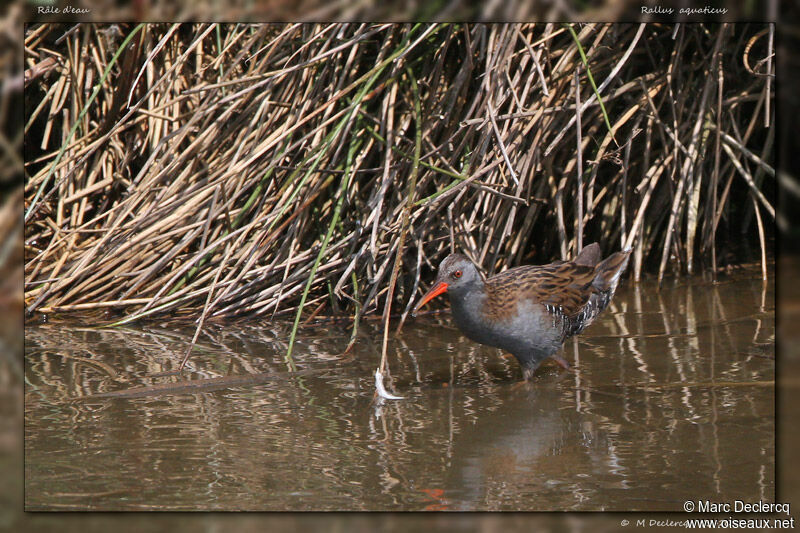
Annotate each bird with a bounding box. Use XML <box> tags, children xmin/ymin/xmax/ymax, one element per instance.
<box><xmin>412</xmin><ymin>243</ymin><xmax>631</xmax><ymax>380</ymax></box>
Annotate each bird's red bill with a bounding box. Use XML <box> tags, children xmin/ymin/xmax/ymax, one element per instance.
<box><xmin>413</xmin><ymin>281</ymin><xmax>449</xmax><ymax>315</ymax></box>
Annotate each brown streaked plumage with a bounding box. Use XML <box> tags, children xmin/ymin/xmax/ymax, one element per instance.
<box><xmin>413</xmin><ymin>243</ymin><xmax>631</xmax><ymax>380</ymax></box>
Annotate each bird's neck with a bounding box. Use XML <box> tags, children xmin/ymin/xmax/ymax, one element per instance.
<box><xmin>448</xmin><ymin>280</ymin><xmax>487</xmax><ymax>329</ymax></box>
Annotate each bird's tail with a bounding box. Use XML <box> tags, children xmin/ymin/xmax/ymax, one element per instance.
<box><xmin>592</xmin><ymin>248</ymin><xmax>632</xmax><ymax>294</ymax></box>
<box><xmin>564</xmin><ymin>247</ymin><xmax>632</xmax><ymax>339</ymax></box>
<box><xmin>574</xmin><ymin>242</ymin><xmax>601</xmax><ymax>267</ymax></box>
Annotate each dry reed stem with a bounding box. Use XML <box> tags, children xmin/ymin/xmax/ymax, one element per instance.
<box><xmin>23</xmin><ymin>23</ymin><xmax>774</xmax><ymax>329</ymax></box>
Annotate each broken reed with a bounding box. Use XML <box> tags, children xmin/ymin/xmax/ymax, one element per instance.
<box><xmin>24</xmin><ymin>23</ymin><xmax>775</xmax><ymax>328</ymax></box>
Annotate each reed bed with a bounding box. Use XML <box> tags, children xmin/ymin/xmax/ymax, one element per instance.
<box><xmin>24</xmin><ymin>23</ymin><xmax>774</xmax><ymax>329</ymax></box>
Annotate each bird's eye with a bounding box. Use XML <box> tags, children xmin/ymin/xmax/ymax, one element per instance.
<box><xmin>453</xmin><ymin>270</ymin><xmax>462</xmax><ymax>279</ymax></box>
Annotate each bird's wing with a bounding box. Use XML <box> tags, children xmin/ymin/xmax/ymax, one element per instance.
<box><xmin>486</xmin><ymin>262</ymin><xmax>596</xmax><ymax>319</ymax></box>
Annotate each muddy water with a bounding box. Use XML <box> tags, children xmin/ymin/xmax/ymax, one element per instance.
<box><xmin>24</xmin><ymin>269</ymin><xmax>774</xmax><ymax>511</ymax></box>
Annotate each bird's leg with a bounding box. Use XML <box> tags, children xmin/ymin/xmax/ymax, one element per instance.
<box><xmin>551</xmin><ymin>354</ymin><xmax>570</xmax><ymax>370</ymax></box>
<box><xmin>507</xmin><ymin>367</ymin><xmax>536</xmax><ymax>390</ymax></box>
<box><xmin>519</xmin><ymin>352</ymin><xmax>549</xmax><ymax>381</ymax></box>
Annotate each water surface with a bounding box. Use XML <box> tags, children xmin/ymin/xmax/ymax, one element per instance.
<box><xmin>25</xmin><ymin>269</ymin><xmax>774</xmax><ymax>511</ymax></box>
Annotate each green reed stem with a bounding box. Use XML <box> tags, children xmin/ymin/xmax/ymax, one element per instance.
<box><xmin>565</xmin><ymin>23</ymin><xmax>615</xmax><ymax>141</ymax></box>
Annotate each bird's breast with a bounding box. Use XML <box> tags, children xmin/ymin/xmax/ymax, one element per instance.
<box><xmin>449</xmin><ymin>293</ymin><xmax>563</xmax><ymax>356</ymax></box>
